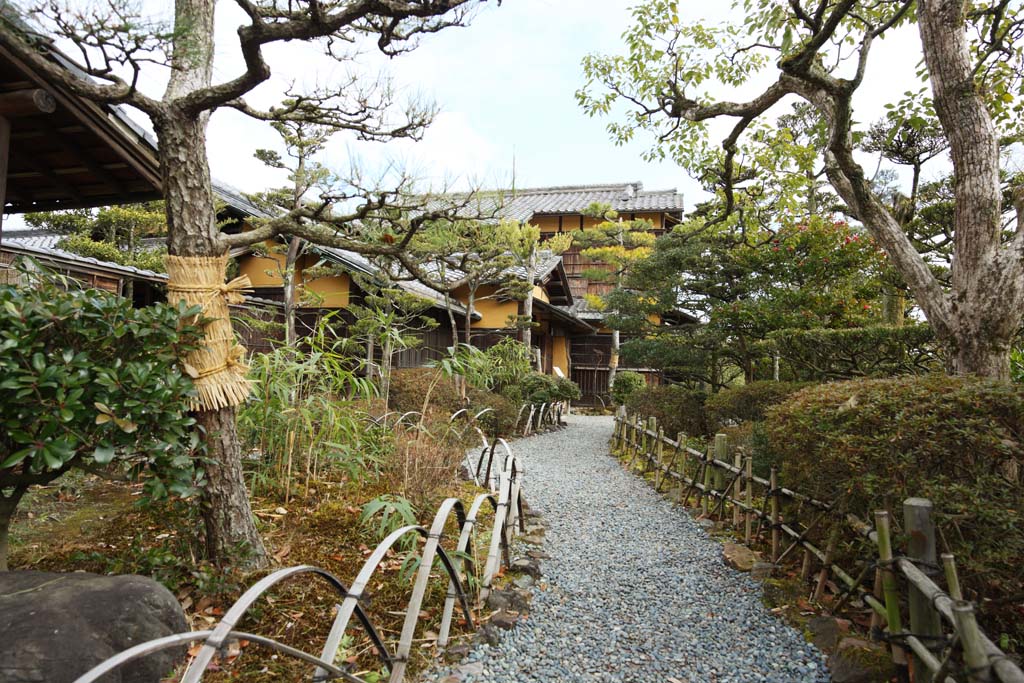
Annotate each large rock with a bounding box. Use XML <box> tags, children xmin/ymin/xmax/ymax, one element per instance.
<box><xmin>0</xmin><ymin>571</ymin><xmax>188</xmax><ymax>682</ymax></box>
<box><xmin>829</xmin><ymin>636</ymin><xmax>897</xmax><ymax>683</ymax></box>
<box><xmin>722</xmin><ymin>542</ymin><xmax>762</xmax><ymax>572</ymax></box>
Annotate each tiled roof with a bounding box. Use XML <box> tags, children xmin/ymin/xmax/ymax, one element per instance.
<box><xmin>0</xmin><ymin>237</ymin><xmax>168</xmax><ymax>282</ymax></box>
<box><xmin>426</xmin><ymin>182</ymin><xmax>684</xmax><ymax>223</ymax></box>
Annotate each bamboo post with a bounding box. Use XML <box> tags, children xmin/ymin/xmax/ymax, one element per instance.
<box><xmin>646</xmin><ymin>416</ymin><xmax>657</xmax><ymax>471</ymax></box>
<box><xmin>812</xmin><ymin>525</ymin><xmax>840</xmax><ymax>602</ymax></box>
<box><xmin>673</xmin><ymin>432</ymin><xmax>685</xmax><ymax>503</ymax></box>
<box><xmin>732</xmin><ymin>449</ymin><xmax>742</xmax><ymax>527</ymax></box>
<box><xmin>800</xmin><ymin>548</ymin><xmax>814</xmax><ymax>581</ymax></box>
<box><xmin>769</xmin><ymin>467</ymin><xmax>780</xmax><ymax>562</ymax></box>
<box><xmin>875</xmin><ymin>510</ymin><xmax>908</xmax><ymax>674</ymax></box>
<box><xmin>942</xmin><ymin>553</ymin><xmax>962</xmax><ymax>600</ymax></box>
<box><xmin>655</xmin><ymin>427</ymin><xmax>665</xmax><ymax>488</ymax></box>
<box><xmin>744</xmin><ymin>456</ymin><xmax>753</xmax><ymax>543</ymax></box>
<box><xmin>904</xmin><ymin>498</ymin><xmax>942</xmax><ymax>676</ymax></box>
<box><xmin>952</xmin><ymin>600</ymin><xmax>992</xmax><ymax>683</ymax></box>
<box><xmin>713</xmin><ymin>432</ymin><xmax>727</xmax><ymax>492</ymax></box>
<box><xmin>701</xmin><ymin>447</ymin><xmax>713</xmax><ymax>516</ymax></box>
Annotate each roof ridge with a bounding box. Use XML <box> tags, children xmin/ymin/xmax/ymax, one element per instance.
<box><xmin>507</xmin><ymin>182</ymin><xmax>644</xmax><ymax>195</ymax></box>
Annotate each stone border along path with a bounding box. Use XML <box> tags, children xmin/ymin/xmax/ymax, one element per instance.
<box><xmin>422</xmin><ymin>414</ymin><xmax>829</xmax><ymax>683</ymax></box>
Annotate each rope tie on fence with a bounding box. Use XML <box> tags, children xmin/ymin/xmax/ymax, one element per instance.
<box><xmin>874</xmin><ymin>628</ymin><xmax>952</xmax><ymax>652</ymax></box>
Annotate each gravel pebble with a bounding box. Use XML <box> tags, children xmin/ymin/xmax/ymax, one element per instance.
<box><xmin>422</xmin><ymin>415</ymin><xmax>829</xmax><ymax>683</ymax></box>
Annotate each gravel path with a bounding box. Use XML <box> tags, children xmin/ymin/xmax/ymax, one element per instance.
<box><xmin>424</xmin><ymin>414</ymin><xmax>828</xmax><ymax>683</ymax></box>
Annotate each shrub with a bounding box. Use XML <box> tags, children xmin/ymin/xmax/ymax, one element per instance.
<box><xmin>503</xmin><ymin>372</ymin><xmax>581</xmax><ymax>405</ymax></box>
<box><xmin>704</xmin><ymin>381</ymin><xmax>812</xmax><ymax>432</ymax></box>
<box><xmin>625</xmin><ymin>385</ymin><xmax>708</xmax><ymax>438</ymax></box>
<box><xmin>765</xmin><ymin>374</ymin><xmax>1024</xmax><ymax>642</ymax></box>
<box><xmin>764</xmin><ymin>324</ymin><xmax>939</xmax><ymax>381</ymax></box>
<box><xmin>0</xmin><ymin>266</ymin><xmax>203</xmax><ymax>569</ymax></box>
<box><xmin>610</xmin><ymin>371</ymin><xmax>646</xmax><ymax>405</ymax></box>
<box><xmin>482</xmin><ymin>337</ymin><xmax>532</xmax><ymax>393</ymax></box>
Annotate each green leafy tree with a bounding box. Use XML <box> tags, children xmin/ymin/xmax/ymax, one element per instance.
<box><xmin>25</xmin><ymin>202</ymin><xmax>168</xmax><ymax>296</ymax></box>
<box><xmin>347</xmin><ymin>279</ymin><xmax>439</xmax><ymax>411</ymax></box>
<box><xmin>251</xmin><ymin>117</ymin><xmax>336</xmax><ymax>346</ymax></box>
<box><xmin>579</xmin><ymin>0</ymin><xmax>1024</xmax><ymax>379</ymax></box>
<box><xmin>571</xmin><ymin>203</ymin><xmax>656</xmax><ymax>386</ymax></box>
<box><xmin>0</xmin><ymin>265</ymin><xmax>203</xmax><ymax>569</ymax></box>
<box><xmin>609</xmin><ymin>215</ymin><xmax>885</xmax><ymax>387</ymax></box>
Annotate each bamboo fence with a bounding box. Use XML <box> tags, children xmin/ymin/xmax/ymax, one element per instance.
<box><xmin>613</xmin><ymin>407</ymin><xmax>1024</xmax><ymax>683</ymax></box>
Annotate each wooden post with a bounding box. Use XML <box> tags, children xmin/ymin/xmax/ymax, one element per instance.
<box><xmin>875</xmin><ymin>510</ymin><xmax>908</xmax><ymax>674</ymax></box>
<box><xmin>769</xmin><ymin>467</ymin><xmax>780</xmax><ymax>562</ymax></box>
<box><xmin>903</xmin><ymin>498</ymin><xmax>942</xmax><ymax>676</ymax></box>
<box><xmin>941</xmin><ymin>553</ymin><xmax>962</xmax><ymax>600</ymax></box>
<box><xmin>800</xmin><ymin>548</ymin><xmax>814</xmax><ymax>581</ymax></box>
<box><xmin>812</xmin><ymin>525</ymin><xmax>839</xmax><ymax>601</ymax></box>
<box><xmin>713</xmin><ymin>432</ymin><xmax>727</xmax><ymax>492</ymax></box>
<box><xmin>655</xmin><ymin>427</ymin><xmax>665</xmax><ymax>488</ymax></box>
<box><xmin>732</xmin><ymin>450</ymin><xmax>742</xmax><ymax>527</ymax></box>
<box><xmin>701</xmin><ymin>447</ymin><xmax>712</xmax><ymax>516</ymax></box>
<box><xmin>952</xmin><ymin>600</ymin><xmax>992</xmax><ymax>683</ymax></box>
<box><xmin>744</xmin><ymin>456</ymin><xmax>753</xmax><ymax>543</ymax></box>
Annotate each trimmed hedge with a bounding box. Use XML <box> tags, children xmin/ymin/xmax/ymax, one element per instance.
<box><xmin>703</xmin><ymin>381</ymin><xmax>812</xmax><ymax>433</ymax></box>
<box><xmin>611</xmin><ymin>371</ymin><xmax>646</xmax><ymax>406</ymax></box>
<box><xmin>765</xmin><ymin>374</ymin><xmax>1024</xmax><ymax>643</ymax></box>
<box><xmin>625</xmin><ymin>385</ymin><xmax>708</xmax><ymax>438</ymax></box>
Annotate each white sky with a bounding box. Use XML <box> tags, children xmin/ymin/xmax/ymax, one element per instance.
<box><xmin>36</xmin><ymin>1</ymin><xmax>946</xmax><ymax>212</ymax></box>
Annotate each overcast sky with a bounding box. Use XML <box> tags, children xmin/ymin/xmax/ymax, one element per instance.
<box><xmin>41</xmin><ymin>1</ymin><xmax>948</xmax><ymax>213</ymax></box>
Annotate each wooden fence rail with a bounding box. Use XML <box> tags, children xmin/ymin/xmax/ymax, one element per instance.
<box><xmin>613</xmin><ymin>408</ymin><xmax>1024</xmax><ymax>683</ymax></box>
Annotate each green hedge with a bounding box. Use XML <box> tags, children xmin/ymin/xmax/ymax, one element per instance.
<box><xmin>765</xmin><ymin>374</ymin><xmax>1024</xmax><ymax>644</ymax></box>
<box><xmin>611</xmin><ymin>371</ymin><xmax>646</xmax><ymax>405</ymax></box>
<box><xmin>703</xmin><ymin>381</ymin><xmax>812</xmax><ymax>433</ymax></box>
<box><xmin>765</xmin><ymin>324</ymin><xmax>939</xmax><ymax>381</ymax></box>
<box><xmin>625</xmin><ymin>385</ymin><xmax>708</xmax><ymax>438</ymax></box>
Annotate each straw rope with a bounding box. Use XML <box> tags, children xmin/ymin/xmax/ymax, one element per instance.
<box><xmin>166</xmin><ymin>255</ymin><xmax>253</xmax><ymax>411</ymax></box>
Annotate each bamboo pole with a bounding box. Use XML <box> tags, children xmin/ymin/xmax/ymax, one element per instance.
<box><xmin>701</xmin><ymin>448</ymin><xmax>713</xmax><ymax>516</ymax></box>
<box><xmin>713</xmin><ymin>433</ymin><xmax>727</xmax><ymax>499</ymax></box>
<box><xmin>655</xmin><ymin>427</ymin><xmax>665</xmax><ymax>489</ymax></box>
<box><xmin>812</xmin><ymin>525</ymin><xmax>839</xmax><ymax>601</ymax></box>
<box><xmin>769</xmin><ymin>467</ymin><xmax>780</xmax><ymax>562</ymax></box>
<box><xmin>744</xmin><ymin>456</ymin><xmax>753</xmax><ymax>543</ymax></box>
<box><xmin>953</xmin><ymin>600</ymin><xmax>992</xmax><ymax>683</ymax></box>
<box><xmin>904</xmin><ymin>498</ymin><xmax>942</xmax><ymax>676</ymax></box>
<box><xmin>941</xmin><ymin>553</ymin><xmax>962</xmax><ymax>601</ymax></box>
<box><xmin>732</xmin><ymin>450</ymin><xmax>742</xmax><ymax>527</ymax></box>
<box><xmin>875</xmin><ymin>510</ymin><xmax>909</xmax><ymax>674</ymax></box>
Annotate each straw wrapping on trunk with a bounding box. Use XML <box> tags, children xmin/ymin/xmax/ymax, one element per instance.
<box><xmin>165</xmin><ymin>255</ymin><xmax>253</xmax><ymax>411</ymax></box>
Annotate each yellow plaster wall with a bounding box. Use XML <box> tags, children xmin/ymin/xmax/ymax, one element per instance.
<box><xmin>552</xmin><ymin>335</ymin><xmax>569</xmax><ymax>376</ymax></box>
<box><xmin>301</xmin><ymin>273</ymin><xmax>351</xmax><ymax>308</ymax></box>
<box><xmin>237</xmin><ymin>251</ymin><xmax>287</xmax><ymax>287</ymax></box>
<box><xmin>454</xmin><ymin>284</ymin><xmax>519</xmax><ymax>329</ymax></box>
<box><xmin>532</xmin><ymin>285</ymin><xmax>550</xmax><ymax>303</ymax></box>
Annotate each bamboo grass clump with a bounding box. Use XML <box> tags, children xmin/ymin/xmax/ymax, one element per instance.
<box><xmin>166</xmin><ymin>255</ymin><xmax>253</xmax><ymax>411</ymax></box>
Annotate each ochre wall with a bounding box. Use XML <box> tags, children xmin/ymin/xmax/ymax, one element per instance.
<box><xmin>532</xmin><ymin>284</ymin><xmax>550</xmax><ymax>303</ymax></box>
<box><xmin>302</xmin><ymin>274</ymin><xmax>350</xmax><ymax>308</ymax></box>
<box><xmin>237</xmin><ymin>251</ymin><xmax>287</xmax><ymax>287</ymax></box>
<box><xmin>552</xmin><ymin>335</ymin><xmax>569</xmax><ymax>376</ymax></box>
<box><xmin>532</xmin><ymin>211</ymin><xmax>668</xmax><ymax>233</ymax></box>
<box><xmin>454</xmin><ymin>284</ymin><xmax>519</xmax><ymax>329</ymax></box>
<box><xmin>236</xmin><ymin>249</ymin><xmax>351</xmax><ymax>308</ymax></box>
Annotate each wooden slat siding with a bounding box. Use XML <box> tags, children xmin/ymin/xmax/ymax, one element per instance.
<box><xmin>572</xmin><ymin>366</ymin><xmax>661</xmax><ymax>405</ymax></box>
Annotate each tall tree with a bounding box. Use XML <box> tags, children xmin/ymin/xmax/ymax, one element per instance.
<box><xmin>571</xmin><ymin>204</ymin><xmax>655</xmax><ymax>387</ymax></box>
<box><xmin>0</xmin><ymin>0</ymin><xmax>486</xmax><ymax>567</ymax></box>
<box><xmin>578</xmin><ymin>0</ymin><xmax>1024</xmax><ymax>379</ymax></box>
<box><xmin>251</xmin><ymin>117</ymin><xmax>334</xmax><ymax>346</ymax></box>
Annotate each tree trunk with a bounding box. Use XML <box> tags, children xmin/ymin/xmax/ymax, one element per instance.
<box><xmin>196</xmin><ymin>407</ymin><xmax>267</xmax><ymax>565</ymax></box>
<box><xmin>521</xmin><ymin>248</ymin><xmax>536</xmax><ymax>350</ymax></box>
<box><xmin>464</xmin><ymin>289</ymin><xmax>475</xmax><ymax>346</ymax></box>
<box><xmin>155</xmin><ymin>0</ymin><xmax>267</xmax><ymax>567</ymax></box>
<box><xmin>381</xmin><ymin>335</ymin><xmax>393</xmax><ymax>412</ymax></box>
<box><xmin>608</xmin><ymin>328</ymin><xmax>620</xmax><ymax>388</ymax></box>
<box><xmin>283</xmin><ymin>236</ymin><xmax>302</xmax><ymax>346</ymax></box>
